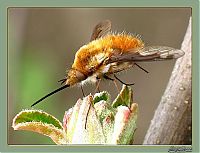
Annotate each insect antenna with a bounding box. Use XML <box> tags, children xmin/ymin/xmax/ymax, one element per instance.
<box><xmin>103</xmin><ymin>74</ymin><xmax>120</xmax><ymax>92</ymax></box>
<box><xmin>31</xmin><ymin>84</ymin><xmax>70</xmax><ymax>107</ymax></box>
<box><xmin>58</xmin><ymin>78</ymin><xmax>67</xmax><ymax>85</ymax></box>
<box><xmin>114</xmin><ymin>74</ymin><xmax>135</xmax><ymax>86</ymax></box>
<box><xmin>104</xmin><ymin>74</ymin><xmax>126</xmax><ymax>104</ymax></box>
<box><xmin>134</xmin><ymin>63</ymin><xmax>149</xmax><ymax>73</ymax></box>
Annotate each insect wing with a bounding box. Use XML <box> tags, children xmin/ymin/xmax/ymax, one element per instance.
<box><xmin>90</xmin><ymin>20</ymin><xmax>112</xmax><ymax>41</ymax></box>
<box><xmin>106</xmin><ymin>46</ymin><xmax>185</xmax><ymax>64</ymax></box>
<box><xmin>139</xmin><ymin>46</ymin><xmax>185</xmax><ymax>59</ymax></box>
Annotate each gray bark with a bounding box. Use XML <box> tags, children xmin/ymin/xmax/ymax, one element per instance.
<box><xmin>143</xmin><ymin>17</ymin><xmax>192</xmax><ymax>144</ymax></box>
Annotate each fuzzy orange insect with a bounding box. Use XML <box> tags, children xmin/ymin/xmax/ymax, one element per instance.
<box><xmin>31</xmin><ymin>20</ymin><xmax>184</xmax><ymax>107</ymax></box>
<box><xmin>67</xmin><ymin>33</ymin><xmax>144</xmax><ymax>86</ymax></box>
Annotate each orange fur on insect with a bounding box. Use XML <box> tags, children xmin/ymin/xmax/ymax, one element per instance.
<box><xmin>66</xmin><ymin>33</ymin><xmax>144</xmax><ymax>86</ymax></box>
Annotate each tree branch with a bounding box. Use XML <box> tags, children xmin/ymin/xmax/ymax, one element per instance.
<box><xmin>143</xmin><ymin>17</ymin><xmax>192</xmax><ymax>145</ymax></box>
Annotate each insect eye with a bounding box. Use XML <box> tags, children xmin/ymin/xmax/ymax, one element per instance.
<box><xmin>76</xmin><ymin>71</ymin><xmax>86</xmax><ymax>80</ymax></box>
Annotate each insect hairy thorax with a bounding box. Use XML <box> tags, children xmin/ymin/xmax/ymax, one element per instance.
<box><xmin>66</xmin><ymin>33</ymin><xmax>144</xmax><ymax>86</ymax></box>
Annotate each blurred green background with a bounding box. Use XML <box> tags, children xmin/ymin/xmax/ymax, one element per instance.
<box><xmin>8</xmin><ymin>8</ymin><xmax>191</xmax><ymax>144</ymax></box>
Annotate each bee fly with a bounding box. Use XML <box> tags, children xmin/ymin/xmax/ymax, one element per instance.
<box><xmin>31</xmin><ymin>20</ymin><xmax>184</xmax><ymax>107</ymax></box>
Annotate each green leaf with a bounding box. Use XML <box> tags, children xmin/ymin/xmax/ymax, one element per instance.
<box><xmin>65</xmin><ymin>98</ymin><xmax>84</xmax><ymax>143</ymax></box>
<box><xmin>12</xmin><ymin>109</ymin><xmax>66</xmax><ymax>144</ymax></box>
<box><xmin>66</xmin><ymin>95</ymin><xmax>105</xmax><ymax>144</ymax></box>
<box><xmin>12</xmin><ymin>85</ymin><xmax>138</xmax><ymax>144</ymax></box>
<box><xmin>112</xmin><ymin>103</ymin><xmax>138</xmax><ymax>144</ymax></box>
<box><xmin>86</xmin><ymin>103</ymin><xmax>106</xmax><ymax>144</ymax></box>
<box><xmin>13</xmin><ymin>109</ymin><xmax>63</xmax><ymax>129</ymax></box>
<box><xmin>93</xmin><ymin>91</ymin><xmax>110</xmax><ymax>104</ymax></box>
<box><xmin>112</xmin><ymin>85</ymin><xmax>133</xmax><ymax>108</ymax></box>
<box><xmin>94</xmin><ymin>101</ymin><xmax>115</xmax><ymax>143</ymax></box>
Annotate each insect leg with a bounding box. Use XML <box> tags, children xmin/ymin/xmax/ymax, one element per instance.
<box><xmin>104</xmin><ymin>74</ymin><xmax>128</xmax><ymax>102</ymax></box>
<box><xmin>114</xmin><ymin>74</ymin><xmax>135</xmax><ymax>86</ymax></box>
<box><xmin>103</xmin><ymin>74</ymin><xmax>114</xmax><ymax>81</ymax></box>
<box><xmin>84</xmin><ymin>78</ymin><xmax>101</xmax><ymax>129</ymax></box>
<box><xmin>95</xmin><ymin>77</ymin><xmax>101</xmax><ymax>93</ymax></box>
<box><xmin>81</xmin><ymin>85</ymin><xmax>85</xmax><ymax>97</ymax></box>
<box><xmin>85</xmin><ymin>102</ymin><xmax>91</xmax><ymax>129</ymax></box>
<box><xmin>134</xmin><ymin>63</ymin><xmax>149</xmax><ymax>73</ymax></box>
<box><xmin>103</xmin><ymin>74</ymin><xmax>120</xmax><ymax>93</ymax></box>
<box><xmin>113</xmin><ymin>79</ymin><xmax>120</xmax><ymax>94</ymax></box>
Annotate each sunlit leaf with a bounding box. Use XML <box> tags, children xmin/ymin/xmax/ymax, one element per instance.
<box><xmin>13</xmin><ymin>85</ymin><xmax>138</xmax><ymax>144</ymax></box>
<box><xmin>93</xmin><ymin>91</ymin><xmax>110</xmax><ymax>104</ymax></box>
<box><xmin>12</xmin><ymin>109</ymin><xmax>66</xmax><ymax>144</ymax></box>
<box><xmin>111</xmin><ymin>103</ymin><xmax>138</xmax><ymax>144</ymax></box>
<box><xmin>112</xmin><ymin>85</ymin><xmax>133</xmax><ymax>108</ymax></box>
